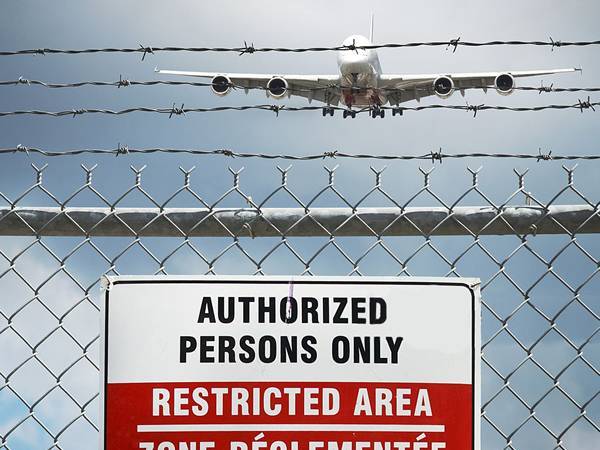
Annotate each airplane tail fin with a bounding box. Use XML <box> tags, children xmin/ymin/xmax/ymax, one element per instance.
<box><xmin>369</xmin><ymin>13</ymin><xmax>375</xmax><ymax>43</ymax></box>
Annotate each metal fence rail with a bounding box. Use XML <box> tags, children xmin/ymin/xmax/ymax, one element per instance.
<box><xmin>0</xmin><ymin>163</ymin><xmax>598</xmax><ymax>450</ymax></box>
<box><xmin>1</xmin><ymin>205</ymin><xmax>599</xmax><ymax>237</ymax></box>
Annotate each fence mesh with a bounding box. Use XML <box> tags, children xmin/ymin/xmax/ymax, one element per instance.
<box><xmin>0</xmin><ymin>162</ymin><xmax>598</xmax><ymax>450</ymax></box>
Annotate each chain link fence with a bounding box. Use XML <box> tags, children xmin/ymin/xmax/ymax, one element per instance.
<box><xmin>0</xmin><ymin>162</ymin><xmax>598</xmax><ymax>450</ymax></box>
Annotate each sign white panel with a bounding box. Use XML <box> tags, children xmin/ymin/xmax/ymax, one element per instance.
<box><xmin>100</xmin><ymin>276</ymin><xmax>480</xmax><ymax>450</ymax></box>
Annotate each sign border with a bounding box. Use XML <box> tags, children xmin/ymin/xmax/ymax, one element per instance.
<box><xmin>99</xmin><ymin>275</ymin><xmax>481</xmax><ymax>450</ymax></box>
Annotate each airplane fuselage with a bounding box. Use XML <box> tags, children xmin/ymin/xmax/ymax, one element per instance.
<box><xmin>337</xmin><ymin>35</ymin><xmax>384</xmax><ymax>107</ymax></box>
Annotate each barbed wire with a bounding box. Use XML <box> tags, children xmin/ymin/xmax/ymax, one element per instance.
<box><xmin>0</xmin><ymin>99</ymin><xmax>597</xmax><ymax>118</ymax></box>
<box><xmin>1</xmin><ymin>38</ymin><xmax>600</xmax><ymax>58</ymax></box>
<box><xmin>2</xmin><ymin>145</ymin><xmax>599</xmax><ymax>162</ymax></box>
<box><xmin>2</xmin><ymin>77</ymin><xmax>599</xmax><ymax>95</ymax></box>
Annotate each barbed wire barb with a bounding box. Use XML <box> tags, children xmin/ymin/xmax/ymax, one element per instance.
<box><xmin>216</xmin><ymin>149</ymin><xmax>235</xmax><ymax>158</ymax></box>
<box><xmin>116</xmin><ymin>143</ymin><xmax>129</xmax><ymax>157</ymax></box>
<box><xmin>139</xmin><ymin>44</ymin><xmax>154</xmax><ymax>61</ymax></box>
<box><xmin>117</xmin><ymin>75</ymin><xmax>131</xmax><ymax>88</ymax></box>
<box><xmin>239</xmin><ymin>41</ymin><xmax>256</xmax><ymax>56</ymax></box>
<box><xmin>549</xmin><ymin>36</ymin><xmax>562</xmax><ymax>51</ymax></box>
<box><xmin>578</xmin><ymin>96</ymin><xmax>596</xmax><ymax>112</ymax></box>
<box><xmin>431</xmin><ymin>148</ymin><xmax>444</xmax><ymax>163</ymax></box>
<box><xmin>447</xmin><ymin>37</ymin><xmax>461</xmax><ymax>53</ymax></box>
<box><xmin>538</xmin><ymin>82</ymin><xmax>554</xmax><ymax>94</ymax></box>
<box><xmin>466</xmin><ymin>103</ymin><xmax>484</xmax><ymax>117</ymax></box>
<box><xmin>537</xmin><ymin>148</ymin><xmax>553</xmax><ymax>162</ymax></box>
<box><xmin>270</xmin><ymin>105</ymin><xmax>284</xmax><ymax>117</ymax></box>
<box><xmin>169</xmin><ymin>103</ymin><xmax>185</xmax><ymax>118</ymax></box>
<box><xmin>15</xmin><ymin>144</ymin><xmax>29</xmax><ymax>156</ymax></box>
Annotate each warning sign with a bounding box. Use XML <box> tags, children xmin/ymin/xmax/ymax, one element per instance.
<box><xmin>100</xmin><ymin>276</ymin><xmax>480</xmax><ymax>450</ymax></box>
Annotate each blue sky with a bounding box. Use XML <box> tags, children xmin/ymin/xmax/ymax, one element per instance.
<box><xmin>0</xmin><ymin>1</ymin><xmax>599</xmax><ymax>449</ymax></box>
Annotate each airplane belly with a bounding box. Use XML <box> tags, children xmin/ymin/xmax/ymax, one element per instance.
<box><xmin>340</xmin><ymin>86</ymin><xmax>386</xmax><ymax>107</ymax></box>
<box><xmin>339</xmin><ymin>64</ymin><xmax>384</xmax><ymax>107</ymax></box>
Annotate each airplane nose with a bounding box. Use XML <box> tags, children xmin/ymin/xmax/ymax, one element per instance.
<box><xmin>339</xmin><ymin>53</ymin><xmax>370</xmax><ymax>75</ymax></box>
<box><xmin>341</xmin><ymin>62</ymin><xmax>366</xmax><ymax>75</ymax></box>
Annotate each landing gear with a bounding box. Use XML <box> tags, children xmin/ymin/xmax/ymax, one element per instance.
<box><xmin>370</xmin><ymin>106</ymin><xmax>385</xmax><ymax>118</ymax></box>
<box><xmin>392</xmin><ymin>108</ymin><xmax>404</xmax><ymax>117</ymax></box>
<box><xmin>343</xmin><ymin>109</ymin><xmax>357</xmax><ymax>119</ymax></box>
<box><xmin>322</xmin><ymin>107</ymin><xmax>335</xmax><ymax>117</ymax></box>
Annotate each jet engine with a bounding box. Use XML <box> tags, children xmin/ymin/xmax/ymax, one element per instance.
<box><xmin>433</xmin><ymin>76</ymin><xmax>454</xmax><ymax>98</ymax></box>
<box><xmin>267</xmin><ymin>77</ymin><xmax>288</xmax><ymax>98</ymax></box>
<box><xmin>495</xmin><ymin>73</ymin><xmax>515</xmax><ymax>95</ymax></box>
<box><xmin>211</xmin><ymin>75</ymin><xmax>232</xmax><ymax>96</ymax></box>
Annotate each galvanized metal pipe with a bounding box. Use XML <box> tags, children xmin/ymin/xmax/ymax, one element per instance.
<box><xmin>0</xmin><ymin>205</ymin><xmax>597</xmax><ymax>237</ymax></box>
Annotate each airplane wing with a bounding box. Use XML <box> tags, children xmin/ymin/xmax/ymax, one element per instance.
<box><xmin>156</xmin><ymin>69</ymin><xmax>342</xmax><ymax>105</ymax></box>
<box><xmin>380</xmin><ymin>68</ymin><xmax>579</xmax><ymax>105</ymax></box>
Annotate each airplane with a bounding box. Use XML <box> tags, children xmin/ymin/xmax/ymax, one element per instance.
<box><xmin>156</xmin><ymin>17</ymin><xmax>579</xmax><ymax>118</ymax></box>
